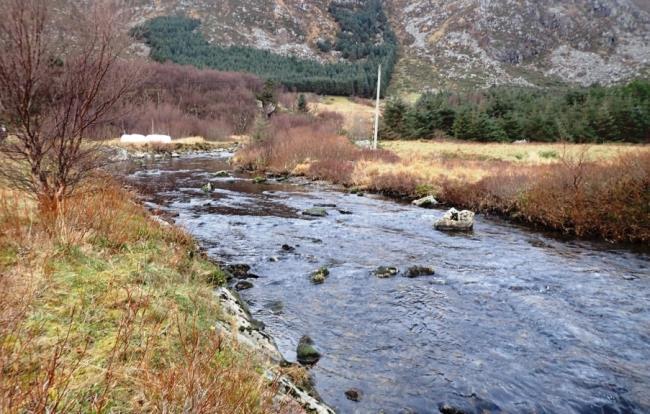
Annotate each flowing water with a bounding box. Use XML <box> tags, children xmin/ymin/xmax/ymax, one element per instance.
<box><xmin>125</xmin><ymin>153</ymin><xmax>650</xmax><ymax>414</ymax></box>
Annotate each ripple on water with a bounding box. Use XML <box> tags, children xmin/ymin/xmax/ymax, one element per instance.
<box><xmin>124</xmin><ymin>155</ymin><xmax>650</xmax><ymax>414</ymax></box>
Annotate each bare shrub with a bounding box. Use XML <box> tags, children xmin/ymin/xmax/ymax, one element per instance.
<box><xmin>0</xmin><ymin>0</ymin><xmax>143</xmax><ymax>209</ymax></box>
<box><xmin>88</xmin><ymin>62</ymin><xmax>263</xmax><ymax>140</ymax></box>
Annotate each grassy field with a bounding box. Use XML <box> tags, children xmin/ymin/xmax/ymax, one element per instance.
<box><xmin>309</xmin><ymin>96</ymin><xmax>376</xmax><ymax>139</ymax></box>
<box><xmin>382</xmin><ymin>140</ymin><xmax>645</xmax><ymax>164</ymax></box>
<box><xmin>0</xmin><ymin>178</ymin><xmax>281</xmax><ymax>412</ymax></box>
<box><xmin>236</xmin><ymin>115</ymin><xmax>650</xmax><ymax>243</ymax></box>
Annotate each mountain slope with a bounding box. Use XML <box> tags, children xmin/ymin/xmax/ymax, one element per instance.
<box><xmin>385</xmin><ymin>0</ymin><xmax>650</xmax><ymax>92</ymax></box>
<box><xmin>64</xmin><ymin>0</ymin><xmax>650</xmax><ymax>92</ymax></box>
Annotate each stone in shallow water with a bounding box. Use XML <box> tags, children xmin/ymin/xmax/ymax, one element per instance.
<box><xmin>344</xmin><ymin>388</ymin><xmax>362</xmax><ymax>402</ymax></box>
<box><xmin>412</xmin><ymin>195</ymin><xmax>439</xmax><ymax>208</ymax></box>
<box><xmin>434</xmin><ymin>208</ymin><xmax>475</xmax><ymax>232</ymax></box>
<box><xmin>281</xmin><ymin>244</ymin><xmax>296</xmax><ymax>252</ymax></box>
<box><xmin>310</xmin><ymin>267</ymin><xmax>330</xmax><ymax>284</ymax></box>
<box><xmin>226</xmin><ymin>264</ymin><xmax>251</xmax><ymax>279</ymax></box>
<box><xmin>302</xmin><ymin>207</ymin><xmax>328</xmax><ymax>217</ymax></box>
<box><xmin>374</xmin><ymin>266</ymin><xmax>399</xmax><ymax>278</ymax></box>
<box><xmin>213</xmin><ymin>170</ymin><xmax>230</xmax><ymax>177</ymax></box>
<box><xmin>406</xmin><ymin>266</ymin><xmax>435</xmax><ymax>278</ymax></box>
<box><xmin>297</xmin><ymin>335</ymin><xmax>321</xmax><ymax>365</ymax></box>
<box><xmin>314</xmin><ymin>203</ymin><xmax>337</xmax><ymax>208</ymax></box>
<box><xmin>235</xmin><ymin>280</ymin><xmax>254</xmax><ymax>291</ymax></box>
<box><xmin>252</xmin><ymin>176</ymin><xmax>267</xmax><ymax>184</ymax></box>
<box><xmin>201</xmin><ymin>182</ymin><xmax>213</xmax><ymax>193</ymax></box>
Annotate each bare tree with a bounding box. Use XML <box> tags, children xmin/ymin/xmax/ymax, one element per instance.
<box><xmin>0</xmin><ymin>0</ymin><xmax>142</xmax><ymax>210</ymax></box>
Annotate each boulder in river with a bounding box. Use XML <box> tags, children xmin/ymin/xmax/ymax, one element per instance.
<box><xmin>412</xmin><ymin>195</ymin><xmax>439</xmax><ymax>208</ymax></box>
<box><xmin>235</xmin><ymin>280</ymin><xmax>254</xmax><ymax>291</ymax></box>
<box><xmin>253</xmin><ymin>176</ymin><xmax>267</xmax><ymax>184</ymax></box>
<box><xmin>303</xmin><ymin>207</ymin><xmax>328</xmax><ymax>217</ymax></box>
<box><xmin>311</xmin><ymin>267</ymin><xmax>330</xmax><ymax>284</ymax></box>
<box><xmin>314</xmin><ymin>203</ymin><xmax>337</xmax><ymax>208</ymax></box>
<box><xmin>214</xmin><ymin>170</ymin><xmax>230</xmax><ymax>177</ymax></box>
<box><xmin>406</xmin><ymin>266</ymin><xmax>436</xmax><ymax>278</ymax></box>
<box><xmin>338</xmin><ymin>209</ymin><xmax>353</xmax><ymax>215</ymax></box>
<box><xmin>345</xmin><ymin>388</ymin><xmax>363</xmax><ymax>402</ymax></box>
<box><xmin>282</xmin><ymin>244</ymin><xmax>296</xmax><ymax>252</ymax></box>
<box><xmin>374</xmin><ymin>266</ymin><xmax>399</xmax><ymax>278</ymax></box>
<box><xmin>434</xmin><ymin>208</ymin><xmax>475</xmax><ymax>232</ymax></box>
<box><xmin>297</xmin><ymin>335</ymin><xmax>321</xmax><ymax>365</ymax></box>
<box><xmin>201</xmin><ymin>182</ymin><xmax>213</xmax><ymax>193</ymax></box>
<box><xmin>226</xmin><ymin>264</ymin><xmax>251</xmax><ymax>279</ymax></box>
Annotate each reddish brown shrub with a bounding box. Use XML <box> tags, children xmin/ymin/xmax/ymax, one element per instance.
<box><xmin>89</xmin><ymin>62</ymin><xmax>263</xmax><ymax>140</ymax></box>
<box><xmin>439</xmin><ymin>152</ymin><xmax>650</xmax><ymax>243</ymax></box>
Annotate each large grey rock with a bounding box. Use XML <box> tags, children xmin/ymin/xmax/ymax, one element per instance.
<box><xmin>434</xmin><ymin>208</ymin><xmax>475</xmax><ymax>232</ymax></box>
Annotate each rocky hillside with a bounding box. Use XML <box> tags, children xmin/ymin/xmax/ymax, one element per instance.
<box><xmin>385</xmin><ymin>0</ymin><xmax>650</xmax><ymax>92</ymax></box>
<box><xmin>118</xmin><ymin>0</ymin><xmax>340</xmax><ymax>61</ymax></box>
<box><xmin>68</xmin><ymin>0</ymin><xmax>650</xmax><ymax>92</ymax></box>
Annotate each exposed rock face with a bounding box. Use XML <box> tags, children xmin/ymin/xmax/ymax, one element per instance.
<box><xmin>62</xmin><ymin>0</ymin><xmax>649</xmax><ymax>91</ymax></box>
<box><xmin>434</xmin><ymin>208</ymin><xmax>475</xmax><ymax>232</ymax></box>
<box><xmin>386</xmin><ymin>0</ymin><xmax>650</xmax><ymax>91</ymax></box>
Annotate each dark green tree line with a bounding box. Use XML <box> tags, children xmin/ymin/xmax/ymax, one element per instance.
<box><xmin>133</xmin><ymin>2</ymin><xmax>397</xmax><ymax>98</ymax></box>
<box><xmin>381</xmin><ymin>81</ymin><xmax>650</xmax><ymax>143</ymax></box>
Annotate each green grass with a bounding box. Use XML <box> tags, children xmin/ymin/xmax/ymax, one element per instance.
<box><xmin>0</xmin><ymin>181</ymin><xmax>274</xmax><ymax>413</ymax></box>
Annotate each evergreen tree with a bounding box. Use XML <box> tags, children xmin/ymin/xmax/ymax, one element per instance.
<box><xmin>297</xmin><ymin>94</ymin><xmax>308</xmax><ymax>112</ymax></box>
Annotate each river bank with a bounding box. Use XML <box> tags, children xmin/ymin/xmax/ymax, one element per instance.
<box><xmin>124</xmin><ymin>151</ymin><xmax>650</xmax><ymax>413</ymax></box>
<box><xmin>0</xmin><ymin>174</ymin><xmax>332</xmax><ymax>413</ymax></box>
<box><xmin>233</xmin><ymin>113</ymin><xmax>650</xmax><ymax>244</ymax></box>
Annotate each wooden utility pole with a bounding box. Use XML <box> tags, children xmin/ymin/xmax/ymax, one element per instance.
<box><xmin>373</xmin><ymin>64</ymin><xmax>381</xmax><ymax>150</ymax></box>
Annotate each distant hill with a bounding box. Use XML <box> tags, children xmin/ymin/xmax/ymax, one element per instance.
<box><xmin>63</xmin><ymin>0</ymin><xmax>650</xmax><ymax>93</ymax></box>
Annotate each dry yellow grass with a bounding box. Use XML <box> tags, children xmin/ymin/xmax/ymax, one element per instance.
<box><xmin>103</xmin><ymin>135</ymin><xmax>244</xmax><ymax>148</ymax></box>
<box><xmin>382</xmin><ymin>140</ymin><xmax>649</xmax><ymax>165</ymax></box>
<box><xmin>310</xmin><ymin>96</ymin><xmax>376</xmax><ymax>136</ymax></box>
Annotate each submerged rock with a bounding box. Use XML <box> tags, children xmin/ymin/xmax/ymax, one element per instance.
<box><xmin>374</xmin><ymin>266</ymin><xmax>399</xmax><ymax>278</ymax></box>
<box><xmin>311</xmin><ymin>267</ymin><xmax>330</xmax><ymax>284</ymax></box>
<box><xmin>406</xmin><ymin>266</ymin><xmax>435</xmax><ymax>278</ymax></box>
<box><xmin>412</xmin><ymin>195</ymin><xmax>439</xmax><ymax>208</ymax></box>
<box><xmin>314</xmin><ymin>203</ymin><xmax>337</xmax><ymax>208</ymax></box>
<box><xmin>345</xmin><ymin>388</ymin><xmax>363</xmax><ymax>402</ymax></box>
<box><xmin>303</xmin><ymin>207</ymin><xmax>328</xmax><ymax>217</ymax></box>
<box><xmin>297</xmin><ymin>335</ymin><xmax>321</xmax><ymax>365</ymax></box>
<box><xmin>214</xmin><ymin>170</ymin><xmax>230</xmax><ymax>177</ymax></box>
<box><xmin>434</xmin><ymin>208</ymin><xmax>475</xmax><ymax>232</ymax></box>
<box><xmin>338</xmin><ymin>209</ymin><xmax>353</xmax><ymax>215</ymax></box>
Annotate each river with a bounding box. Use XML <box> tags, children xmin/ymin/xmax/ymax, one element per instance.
<box><xmin>124</xmin><ymin>152</ymin><xmax>650</xmax><ymax>414</ymax></box>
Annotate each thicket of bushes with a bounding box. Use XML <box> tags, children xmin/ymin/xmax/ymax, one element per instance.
<box><xmin>90</xmin><ymin>62</ymin><xmax>263</xmax><ymax>139</ymax></box>
<box><xmin>133</xmin><ymin>0</ymin><xmax>397</xmax><ymax>98</ymax></box>
<box><xmin>382</xmin><ymin>80</ymin><xmax>650</xmax><ymax>143</ymax></box>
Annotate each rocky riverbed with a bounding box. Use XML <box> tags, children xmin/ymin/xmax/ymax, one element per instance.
<box><xmin>124</xmin><ymin>152</ymin><xmax>650</xmax><ymax>414</ymax></box>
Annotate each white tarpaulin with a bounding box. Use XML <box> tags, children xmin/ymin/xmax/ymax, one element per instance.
<box><xmin>120</xmin><ymin>134</ymin><xmax>172</xmax><ymax>144</ymax></box>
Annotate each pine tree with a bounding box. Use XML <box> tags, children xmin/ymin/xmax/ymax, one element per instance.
<box><xmin>297</xmin><ymin>94</ymin><xmax>308</xmax><ymax>112</ymax></box>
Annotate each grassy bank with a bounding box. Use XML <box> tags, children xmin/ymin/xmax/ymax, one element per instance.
<box><xmin>0</xmin><ymin>178</ymin><xmax>281</xmax><ymax>412</ymax></box>
<box><xmin>235</xmin><ymin>116</ymin><xmax>650</xmax><ymax>243</ymax></box>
